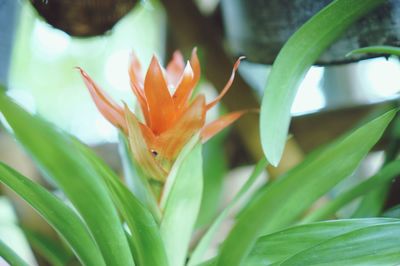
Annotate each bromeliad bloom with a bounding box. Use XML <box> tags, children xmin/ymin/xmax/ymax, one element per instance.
<box><xmin>78</xmin><ymin>48</ymin><xmax>245</xmax><ymax>181</ymax></box>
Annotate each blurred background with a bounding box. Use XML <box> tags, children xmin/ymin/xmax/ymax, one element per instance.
<box><xmin>1</xmin><ymin>0</ymin><xmax>400</xmax><ymax>264</ymax></box>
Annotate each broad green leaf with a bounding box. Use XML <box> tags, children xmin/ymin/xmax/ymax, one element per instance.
<box><xmin>260</xmin><ymin>0</ymin><xmax>385</xmax><ymax>166</ymax></box>
<box><xmin>347</xmin><ymin>45</ymin><xmax>400</xmax><ymax>57</ymax></box>
<box><xmin>160</xmin><ymin>141</ymin><xmax>203</xmax><ymax>266</ymax></box>
<box><xmin>0</xmin><ymin>239</ymin><xmax>29</xmax><ymax>266</ymax></box>
<box><xmin>0</xmin><ymin>163</ymin><xmax>105</xmax><ymax>266</ymax></box>
<box><xmin>280</xmin><ymin>222</ymin><xmax>400</xmax><ymax>265</ymax></box>
<box><xmin>189</xmin><ymin>157</ymin><xmax>268</xmax><ymax>266</ymax></box>
<box><xmin>0</xmin><ymin>92</ymin><xmax>134</xmax><ymax>265</ymax></box>
<box><xmin>246</xmin><ymin>218</ymin><xmax>398</xmax><ymax>266</ymax></box>
<box><xmin>302</xmin><ymin>159</ymin><xmax>400</xmax><ymax>223</ymax></box>
<box><xmin>217</xmin><ymin>109</ymin><xmax>395</xmax><ymax>266</ymax></box>
<box><xmin>23</xmin><ymin>228</ymin><xmax>72</xmax><ymax>266</ymax></box>
<box><xmin>118</xmin><ymin>135</ymin><xmax>161</xmax><ymax>221</ymax></box>
<box><xmin>75</xmin><ymin>140</ymin><xmax>169</xmax><ymax>266</ymax></box>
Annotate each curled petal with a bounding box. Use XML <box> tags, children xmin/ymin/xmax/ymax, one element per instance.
<box><xmin>144</xmin><ymin>56</ymin><xmax>176</xmax><ymax>135</ymax></box>
<box><xmin>166</xmin><ymin>50</ymin><xmax>185</xmax><ymax>88</ymax></box>
<box><xmin>201</xmin><ymin>110</ymin><xmax>246</xmax><ymax>143</ymax></box>
<box><xmin>206</xmin><ymin>56</ymin><xmax>244</xmax><ymax>111</ymax></box>
<box><xmin>78</xmin><ymin>67</ymin><xmax>126</xmax><ymax>131</ymax></box>
<box><xmin>124</xmin><ymin>105</ymin><xmax>167</xmax><ymax>181</ymax></box>
<box><xmin>157</xmin><ymin>95</ymin><xmax>206</xmax><ymax>161</ymax></box>
<box><xmin>173</xmin><ymin>62</ymin><xmax>194</xmax><ymax>111</ymax></box>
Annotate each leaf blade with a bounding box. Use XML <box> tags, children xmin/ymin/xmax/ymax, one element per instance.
<box><xmin>189</xmin><ymin>157</ymin><xmax>268</xmax><ymax>265</ymax></box>
<box><xmin>0</xmin><ymin>92</ymin><xmax>134</xmax><ymax>265</ymax></box>
<box><xmin>246</xmin><ymin>218</ymin><xmax>398</xmax><ymax>266</ymax></box>
<box><xmin>301</xmin><ymin>159</ymin><xmax>400</xmax><ymax>223</ymax></box>
<box><xmin>281</xmin><ymin>222</ymin><xmax>400</xmax><ymax>265</ymax></box>
<box><xmin>347</xmin><ymin>45</ymin><xmax>400</xmax><ymax>57</ymax></box>
<box><xmin>0</xmin><ymin>163</ymin><xmax>105</xmax><ymax>266</ymax></box>
<box><xmin>160</xmin><ymin>142</ymin><xmax>203</xmax><ymax>266</ymax></box>
<box><xmin>260</xmin><ymin>0</ymin><xmax>386</xmax><ymax>166</ymax></box>
<box><xmin>217</xmin><ymin>109</ymin><xmax>396</xmax><ymax>266</ymax></box>
<box><xmin>0</xmin><ymin>239</ymin><xmax>30</xmax><ymax>266</ymax></box>
<box><xmin>75</xmin><ymin>140</ymin><xmax>169</xmax><ymax>266</ymax></box>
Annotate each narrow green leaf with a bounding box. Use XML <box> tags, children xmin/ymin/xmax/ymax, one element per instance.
<box><xmin>280</xmin><ymin>222</ymin><xmax>400</xmax><ymax>265</ymax></box>
<box><xmin>260</xmin><ymin>0</ymin><xmax>385</xmax><ymax>166</ymax></box>
<box><xmin>302</xmin><ymin>159</ymin><xmax>400</xmax><ymax>223</ymax></box>
<box><xmin>0</xmin><ymin>92</ymin><xmax>134</xmax><ymax>265</ymax></box>
<box><xmin>0</xmin><ymin>239</ymin><xmax>29</xmax><ymax>266</ymax></box>
<box><xmin>246</xmin><ymin>218</ymin><xmax>398</xmax><ymax>266</ymax></box>
<box><xmin>161</xmin><ymin>142</ymin><xmax>203</xmax><ymax>266</ymax></box>
<box><xmin>189</xmin><ymin>158</ymin><xmax>268</xmax><ymax>266</ymax></box>
<box><xmin>347</xmin><ymin>45</ymin><xmax>400</xmax><ymax>57</ymax></box>
<box><xmin>23</xmin><ymin>228</ymin><xmax>72</xmax><ymax>266</ymax></box>
<box><xmin>351</xmin><ymin>185</ymin><xmax>389</xmax><ymax>218</ymax></box>
<box><xmin>0</xmin><ymin>163</ymin><xmax>105</xmax><ymax>266</ymax></box>
<box><xmin>75</xmin><ymin>140</ymin><xmax>169</xmax><ymax>266</ymax></box>
<box><xmin>217</xmin><ymin>109</ymin><xmax>396</xmax><ymax>266</ymax></box>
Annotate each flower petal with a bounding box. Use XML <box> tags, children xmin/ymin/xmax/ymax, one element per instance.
<box><xmin>166</xmin><ymin>50</ymin><xmax>185</xmax><ymax>88</ymax></box>
<box><xmin>173</xmin><ymin>62</ymin><xmax>194</xmax><ymax>111</ymax></box>
<box><xmin>129</xmin><ymin>52</ymin><xmax>144</xmax><ymax>89</ymax></box>
<box><xmin>124</xmin><ymin>105</ymin><xmax>167</xmax><ymax>181</ymax></box>
<box><xmin>144</xmin><ymin>56</ymin><xmax>176</xmax><ymax>135</ymax></box>
<box><xmin>201</xmin><ymin>111</ymin><xmax>246</xmax><ymax>143</ymax></box>
<box><xmin>78</xmin><ymin>67</ymin><xmax>126</xmax><ymax>130</ymax></box>
<box><xmin>190</xmin><ymin>47</ymin><xmax>201</xmax><ymax>88</ymax></box>
<box><xmin>129</xmin><ymin>54</ymin><xmax>151</xmax><ymax>125</ymax></box>
<box><xmin>206</xmin><ymin>56</ymin><xmax>244</xmax><ymax>111</ymax></box>
<box><xmin>172</xmin><ymin>48</ymin><xmax>201</xmax><ymax>114</ymax></box>
<box><xmin>157</xmin><ymin>95</ymin><xmax>206</xmax><ymax>161</ymax></box>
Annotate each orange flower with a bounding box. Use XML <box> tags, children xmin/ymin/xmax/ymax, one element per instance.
<box><xmin>78</xmin><ymin>48</ymin><xmax>245</xmax><ymax>181</ymax></box>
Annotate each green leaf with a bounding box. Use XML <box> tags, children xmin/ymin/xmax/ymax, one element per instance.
<box><xmin>189</xmin><ymin>157</ymin><xmax>268</xmax><ymax>266</ymax></box>
<box><xmin>118</xmin><ymin>135</ymin><xmax>161</xmax><ymax>221</ymax></box>
<box><xmin>217</xmin><ymin>109</ymin><xmax>396</xmax><ymax>266</ymax></box>
<box><xmin>0</xmin><ymin>163</ymin><xmax>105</xmax><ymax>266</ymax></box>
<box><xmin>160</xmin><ymin>140</ymin><xmax>203</xmax><ymax>266</ymax></box>
<box><xmin>280</xmin><ymin>221</ymin><xmax>400</xmax><ymax>265</ymax></box>
<box><xmin>302</xmin><ymin>159</ymin><xmax>400</xmax><ymax>223</ymax></box>
<box><xmin>351</xmin><ymin>185</ymin><xmax>389</xmax><ymax>218</ymax></box>
<box><xmin>246</xmin><ymin>218</ymin><xmax>398</xmax><ymax>266</ymax></box>
<box><xmin>23</xmin><ymin>228</ymin><xmax>72</xmax><ymax>266</ymax></box>
<box><xmin>0</xmin><ymin>92</ymin><xmax>134</xmax><ymax>265</ymax></box>
<box><xmin>347</xmin><ymin>45</ymin><xmax>400</xmax><ymax>57</ymax></box>
<box><xmin>0</xmin><ymin>239</ymin><xmax>29</xmax><ymax>266</ymax></box>
<box><xmin>74</xmin><ymin>140</ymin><xmax>169</xmax><ymax>266</ymax></box>
<box><xmin>260</xmin><ymin>0</ymin><xmax>385</xmax><ymax>166</ymax></box>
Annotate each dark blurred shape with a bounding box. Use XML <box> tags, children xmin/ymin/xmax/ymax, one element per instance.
<box><xmin>30</xmin><ymin>0</ymin><xmax>137</xmax><ymax>37</ymax></box>
<box><xmin>0</xmin><ymin>0</ymin><xmax>20</xmax><ymax>85</ymax></box>
<box><xmin>221</xmin><ymin>0</ymin><xmax>400</xmax><ymax>65</ymax></box>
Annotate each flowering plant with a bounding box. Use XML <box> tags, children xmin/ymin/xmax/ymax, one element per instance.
<box><xmin>1</xmin><ymin>0</ymin><xmax>400</xmax><ymax>265</ymax></box>
<box><xmin>78</xmin><ymin>48</ymin><xmax>244</xmax><ymax>183</ymax></box>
